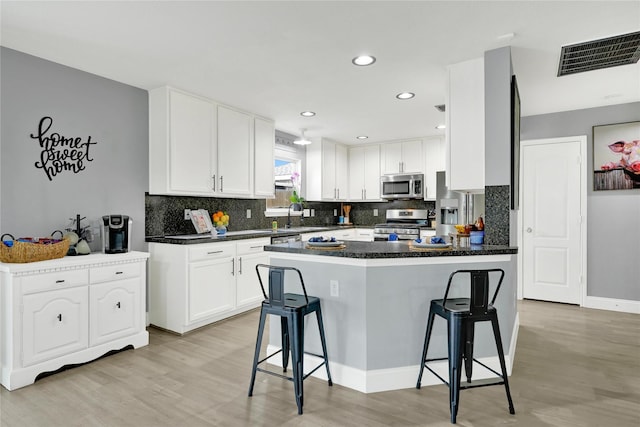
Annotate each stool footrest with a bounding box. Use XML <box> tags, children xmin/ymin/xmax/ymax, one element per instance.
<box><xmin>460</xmin><ymin>378</ymin><xmax>505</xmax><ymax>389</ymax></box>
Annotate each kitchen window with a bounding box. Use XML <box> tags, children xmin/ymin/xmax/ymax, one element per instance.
<box><xmin>264</xmin><ymin>153</ymin><xmax>304</xmax><ymax>217</ymax></box>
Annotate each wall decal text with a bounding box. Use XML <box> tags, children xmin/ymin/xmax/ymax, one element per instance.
<box><xmin>31</xmin><ymin>116</ymin><xmax>98</xmax><ymax>181</ymax></box>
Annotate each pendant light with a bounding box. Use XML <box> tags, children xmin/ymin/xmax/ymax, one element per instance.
<box><xmin>293</xmin><ymin>128</ymin><xmax>312</xmax><ymax>145</ymax></box>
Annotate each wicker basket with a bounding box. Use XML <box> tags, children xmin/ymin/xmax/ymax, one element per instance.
<box><xmin>0</xmin><ymin>230</ymin><xmax>70</xmax><ymax>263</ymax></box>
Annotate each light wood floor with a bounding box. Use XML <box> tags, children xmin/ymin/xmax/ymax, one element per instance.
<box><xmin>1</xmin><ymin>299</ymin><xmax>639</xmax><ymax>426</ymax></box>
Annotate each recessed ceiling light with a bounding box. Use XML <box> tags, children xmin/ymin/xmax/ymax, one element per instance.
<box><xmin>396</xmin><ymin>92</ymin><xmax>415</xmax><ymax>100</ymax></box>
<box><xmin>356</xmin><ymin>135</ymin><xmax>368</xmax><ymax>140</ymax></box>
<box><xmin>352</xmin><ymin>55</ymin><xmax>376</xmax><ymax>66</ymax></box>
<box><xmin>300</xmin><ymin>111</ymin><xmax>316</xmax><ymax>117</ymax></box>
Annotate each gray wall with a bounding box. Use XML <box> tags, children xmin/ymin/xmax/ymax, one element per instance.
<box><xmin>0</xmin><ymin>48</ymin><xmax>148</xmax><ymax>252</ymax></box>
<box><xmin>521</xmin><ymin>102</ymin><xmax>640</xmax><ymax>301</ymax></box>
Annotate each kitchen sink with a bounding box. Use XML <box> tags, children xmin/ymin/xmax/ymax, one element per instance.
<box><xmin>274</xmin><ymin>226</ymin><xmax>328</xmax><ymax>233</ymax></box>
<box><xmin>223</xmin><ymin>230</ymin><xmax>272</xmax><ymax>236</ymax></box>
<box><xmin>163</xmin><ymin>233</ymin><xmax>216</xmax><ymax>240</ymax></box>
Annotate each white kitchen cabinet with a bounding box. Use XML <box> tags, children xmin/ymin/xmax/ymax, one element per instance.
<box><xmin>149</xmin><ymin>86</ymin><xmax>275</xmax><ymax>198</ymax></box>
<box><xmin>447</xmin><ymin>57</ymin><xmax>485</xmax><ymax>191</ymax></box>
<box><xmin>253</xmin><ymin>117</ymin><xmax>275</xmax><ymax>198</ymax></box>
<box><xmin>217</xmin><ymin>105</ymin><xmax>253</xmax><ymax>196</ymax></box>
<box><xmin>188</xmin><ymin>244</ymin><xmax>236</xmax><ymax>323</ymax></box>
<box><xmin>236</xmin><ymin>238</ymin><xmax>270</xmax><ymax>309</ymax></box>
<box><xmin>149</xmin><ymin>238</ymin><xmax>269</xmax><ymax>334</ymax></box>
<box><xmin>382</xmin><ymin>140</ymin><xmax>423</xmax><ymax>174</ymax></box>
<box><xmin>22</xmin><ymin>286</ymin><xmax>88</xmax><ymax>368</ymax></box>
<box><xmin>1</xmin><ymin>252</ymin><xmax>149</xmax><ymax>391</ymax></box>
<box><xmin>307</xmin><ymin>139</ymin><xmax>348</xmax><ymax>201</ymax></box>
<box><xmin>349</xmin><ymin>145</ymin><xmax>381</xmax><ymax>201</ymax></box>
<box><xmin>149</xmin><ymin>87</ymin><xmax>216</xmax><ymax>196</ymax></box>
<box><xmin>423</xmin><ymin>136</ymin><xmax>446</xmax><ymax>200</ymax></box>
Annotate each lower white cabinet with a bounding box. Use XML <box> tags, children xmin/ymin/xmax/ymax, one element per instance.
<box><xmin>149</xmin><ymin>238</ymin><xmax>269</xmax><ymax>334</ymax></box>
<box><xmin>0</xmin><ymin>252</ymin><xmax>149</xmax><ymax>391</ymax></box>
<box><xmin>22</xmin><ymin>286</ymin><xmax>89</xmax><ymax>367</ymax></box>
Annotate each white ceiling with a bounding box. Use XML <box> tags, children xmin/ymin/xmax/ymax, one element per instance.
<box><xmin>1</xmin><ymin>1</ymin><xmax>639</xmax><ymax>144</ymax></box>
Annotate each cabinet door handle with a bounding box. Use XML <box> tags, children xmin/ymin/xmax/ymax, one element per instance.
<box><xmin>212</xmin><ymin>174</ymin><xmax>216</xmax><ymax>191</ymax></box>
<box><xmin>55</xmin><ymin>279</ymin><xmax>65</xmax><ymax>284</ymax></box>
<box><xmin>207</xmin><ymin>250</ymin><xmax>223</xmax><ymax>255</ymax></box>
<box><xmin>337</xmin><ymin>188</ymin><xmax>340</xmax><ymax>199</ymax></box>
<box><xmin>57</xmin><ymin>314</ymin><xmax>62</xmax><ymax>322</ymax></box>
<box><xmin>250</xmin><ymin>245</ymin><xmax>262</xmax><ymax>249</ymax></box>
<box><xmin>231</xmin><ymin>258</ymin><xmax>235</xmax><ymax>276</ymax></box>
<box><xmin>116</xmin><ymin>302</ymin><xmax>121</xmax><ymax>309</ymax></box>
<box><xmin>239</xmin><ymin>257</ymin><xmax>243</xmax><ymax>274</ymax></box>
<box><xmin>220</xmin><ymin>176</ymin><xmax>224</xmax><ymax>192</ymax></box>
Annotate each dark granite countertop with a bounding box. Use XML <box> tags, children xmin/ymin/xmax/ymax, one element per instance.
<box><xmin>265</xmin><ymin>240</ymin><xmax>517</xmax><ymax>259</ymax></box>
<box><xmin>145</xmin><ymin>225</ymin><xmax>359</xmax><ymax>245</ymax></box>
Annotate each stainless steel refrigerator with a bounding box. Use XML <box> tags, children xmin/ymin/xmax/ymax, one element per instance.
<box><xmin>435</xmin><ymin>171</ymin><xmax>485</xmax><ymax>236</ymax></box>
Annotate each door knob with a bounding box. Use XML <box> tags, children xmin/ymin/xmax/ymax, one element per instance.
<box><xmin>526</xmin><ymin>227</ymin><xmax>533</xmax><ymax>233</ymax></box>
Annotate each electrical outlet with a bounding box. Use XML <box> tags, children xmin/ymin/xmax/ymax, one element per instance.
<box><xmin>330</xmin><ymin>280</ymin><xmax>339</xmax><ymax>297</ymax></box>
<box><xmin>333</xmin><ymin>209</ymin><xmax>338</xmax><ymax>216</ymax></box>
<box><xmin>246</xmin><ymin>209</ymin><xmax>251</xmax><ymax>219</ymax></box>
<box><xmin>184</xmin><ymin>209</ymin><xmax>191</xmax><ymax>220</ymax></box>
<box><xmin>373</xmin><ymin>209</ymin><xmax>378</xmax><ymax>217</ymax></box>
<box><xmin>303</xmin><ymin>209</ymin><xmax>310</xmax><ymax>217</ymax></box>
<box><xmin>311</xmin><ymin>209</ymin><xmax>315</xmax><ymax>217</ymax></box>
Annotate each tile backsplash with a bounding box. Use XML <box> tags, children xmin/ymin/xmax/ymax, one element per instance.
<box><xmin>145</xmin><ymin>193</ymin><xmax>435</xmax><ymax>237</ymax></box>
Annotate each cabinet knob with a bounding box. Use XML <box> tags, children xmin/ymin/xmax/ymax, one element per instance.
<box><xmin>116</xmin><ymin>302</ymin><xmax>121</xmax><ymax>309</ymax></box>
<box><xmin>55</xmin><ymin>279</ymin><xmax>65</xmax><ymax>284</ymax></box>
<box><xmin>526</xmin><ymin>227</ymin><xmax>533</xmax><ymax>233</ymax></box>
<box><xmin>115</xmin><ymin>271</ymin><xmax>123</xmax><ymax>275</ymax></box>
<box><xmin>57</xmin><ymin>314</ymin><xmax>62</xmax><ymax>322</ymax></box>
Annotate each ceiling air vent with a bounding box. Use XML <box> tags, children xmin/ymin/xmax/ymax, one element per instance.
<box><xmin>434</xmin><ymin>104</ymin><xmax>446</xmax><ymax>112</ymax></box>
<box><xmin>558</xmin><ymin>31</ymin><xmax>640</xmax><ymax>77</ymax></box>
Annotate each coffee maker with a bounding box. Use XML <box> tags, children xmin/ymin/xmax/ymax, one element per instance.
<box><xmin>102</xmin><ymin>215</ymin><xmax>132</xmax><ymax>253</ymax></box>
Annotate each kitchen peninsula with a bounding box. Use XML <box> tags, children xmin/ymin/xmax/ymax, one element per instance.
<box><xmin>264</xmin><ymin>241</ymin><xmax>518</xmax><ymax>393</ymax></box>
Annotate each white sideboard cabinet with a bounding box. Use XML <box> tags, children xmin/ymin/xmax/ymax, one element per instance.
<box><xmin>0</xmin><ymin>252</ymin><xmax>149</xmax><ymax>391</ymax></box>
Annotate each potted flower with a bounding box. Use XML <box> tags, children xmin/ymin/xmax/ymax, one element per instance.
<box><xmin>289</xmin><ymin>171</ymin><xmax>305</xmax><ymax>211</ymax></box>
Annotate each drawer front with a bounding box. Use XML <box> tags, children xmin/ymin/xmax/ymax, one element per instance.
<box><xmin>91</xmin><ymin>262</ymin><xmax>141</xmax><ymax>284</ymax></box>
<box><xmin>21</xmin><ymin>268</ymin><xmax>89</xmax><ymax>295</ymax></box>
<box><xmin>189</xmin><ymin>242</ymin><xmax>235</xmax><ymax>262</ymax></box>
<box><xmin>236</xmin><ymin>238</ymin><xmax>270</xmax><ymax>255</ymax></box>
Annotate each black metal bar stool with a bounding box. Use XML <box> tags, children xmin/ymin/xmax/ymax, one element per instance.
<box><xmin>416</xmin><ymin>269</ymin><xmax>515</xmax><ymax>424</ymax></box>
<box><xmin>248</xmin><ymin>264</ymin><xmax>332</xmax><ymax>414</ymax></box>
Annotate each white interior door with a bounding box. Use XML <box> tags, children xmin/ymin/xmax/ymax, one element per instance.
<box><xmin>521</xmin><ymin>136</ymin><xmax>586</xmax><ymax>304</ymax></box>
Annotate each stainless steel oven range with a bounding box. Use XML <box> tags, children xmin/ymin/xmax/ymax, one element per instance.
<box><xmin>373</xmin><ymin>209</ymin><xmax>431</xmax><ymax>241</ymax></box>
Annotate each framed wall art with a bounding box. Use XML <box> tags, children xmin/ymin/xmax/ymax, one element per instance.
<box><xmin>592</xmin><ymin>121</ymin><xmax>640</xmax><ymax>191</ymax></box>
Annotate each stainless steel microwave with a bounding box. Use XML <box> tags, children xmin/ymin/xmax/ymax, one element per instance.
<box><xmin>380</xmin><ymin>173</ymin><xmax>424</xmax><ymax>200</ymax></box>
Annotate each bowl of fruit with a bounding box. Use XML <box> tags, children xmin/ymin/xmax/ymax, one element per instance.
<box><xmin>212</xmin><ymin>211</ymin><xmax>229</xmax><ymax>234</ymax></box>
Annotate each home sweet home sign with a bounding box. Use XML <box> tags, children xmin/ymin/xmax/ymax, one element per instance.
<box><xmin>30</xmin><ymin>116</ymin><xmax>98</xmax><ymax>181</ymax></box>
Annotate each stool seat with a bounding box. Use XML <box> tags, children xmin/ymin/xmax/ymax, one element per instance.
<box><xmin>248</xmin><ymin>264</ymin><xmax>332</xmax><ymax>415</ymax></box>
<box><xmin>416</xmin><ymin>269</ymin><xmax>515</xmax><ymax>424</ymax></box>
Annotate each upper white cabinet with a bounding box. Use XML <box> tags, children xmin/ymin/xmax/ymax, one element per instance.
<box><xmin>217</xmin><ymin>106</ymin><xmax>253</xmax><ymax>196</ymax></box>
<box><xmin>253</xmin><ymin>117</ymin><xmax>275</xmax><ymax>198</ymax></box>
<box><xmin>307</xmin><ymin>139</ymin><xmax>348</xmax><ymax>201</ymax></box>
<box><xmin>381</xmin><ymin>139</ymin><xmax>423</xmax><ymax>174</ymax></box>
<box><xmin>423</xmin><ymin>136</ymin><xmax>446</xmax><ymax>200</ymax></box>
<box><xmin>149</xmin><ymin>86</ymin><xmax>274</xmax><ymax>198</ymax></box>
<box><xmin>150</xmin><ymin>88</ymin><xmax>216</xmax><ymax>195</ymax></box>
<box><xmin>447</xmin><ymin>57</ymin><xmax>485</xmax><ymax>191</ymax></box>
<box><xmin>349</xmin><ymin>145</ymin><xmax>381</xmax><ymax>201</ymax></box>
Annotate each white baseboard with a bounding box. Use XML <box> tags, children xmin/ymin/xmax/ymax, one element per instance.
<box><xmin>265</xmin><ymin>316</ymin><xmax>518</xmax><ymax>394</ymax></box>
<box><xmin>583</xmin><ymin>296</ymin><xmax>640</xmax><ymax>314</ymax></box>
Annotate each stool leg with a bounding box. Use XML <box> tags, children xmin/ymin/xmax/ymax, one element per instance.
<box><xmin>463</xmin><ymin>321</ymin><xmax>475</xmax><ymax>383</ymax></box>
<box><xmin>281</xmin><ymin>317</ymin><xmax>290</xmax><ymax>372</ymax></box>
<box><xmin>289</xmin><ymin>312</ymin><xmax>304</xmax><ymax>415</ymax></box>
<box><xmin>416</xmin><ymin>309</ymin><xmax>436</xmax><ymax>389</ymax></box>
<box><xmin>315</xmin><ymin>305</ymin><xmax>333</xmax><ymax>386</ymax></box>
<box><xmin>449</xmin><ymin>316</ymin><xmax>464</xmax><ymax>424</ymax></box>
<box><xmin>491</xmin><ymin>315</ymin><xmax>515</xmax><ymax>415</ymax></box>
<box><xmin>248</xmin><ymin>308</ymin><xmax>267</xmax><ymax>397</ymax></box>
